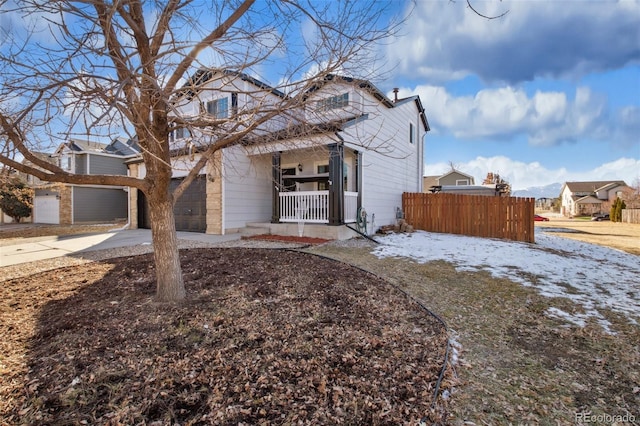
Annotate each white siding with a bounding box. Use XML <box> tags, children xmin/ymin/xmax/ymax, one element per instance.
<box><xmin>222</xmin><ymin>146</ymin><xmax>272</xmax><ymax>231</ymax></box>
<box><xmin>342</xmin><ymin>93</ymin><xmax>424</xmax><ymax>228</ymax></box>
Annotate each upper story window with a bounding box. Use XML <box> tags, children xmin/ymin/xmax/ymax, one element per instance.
<box><xmin>169</xmin><ymin>127</ymin><xmax>191</xmax><ymax>143</ymax></box>
<box><xmin>203</xmin><ymin>97</ymin><xmax>229</xmax><ymax>119</ymax></box>
<box><xmin>58</xmin><ymin>155</ymin><xmax>72</xmax><ymax>171</ymax></box>
<box><xmin>316</xmin><ymin>92</ymin><xmax>349</xmax><ymax>112</ymax></box>
<box><xmin>409</xmin><ymin>122</ymin><xmax>416</xmax><ymax>144</ymax></box>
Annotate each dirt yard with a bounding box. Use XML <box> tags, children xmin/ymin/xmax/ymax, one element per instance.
<box><xmin>535</xmin><ymin>216</ymin><xmax>640</xmax><ymax>255</ymax></box>
<box><xmin>1</xmin><ymin>221</ymin><xmax>638</xmax><ymax>424</ymax></box>
<box><xmin>0</xmin><ymin>248</ymin><xmax>450</xmax><ymax>425</ymax></box>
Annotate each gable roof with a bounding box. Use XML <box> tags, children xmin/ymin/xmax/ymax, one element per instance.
<box><xmin>436</xmin><ymin>169</ymin><xmax>476</xmax><ymax>184</ymax></box>
<box><xmin>54</xmin><ymin>139</ymin><xmax>108</xmax><ymax>155</ymax></box>
<box><xmin>575</xmin><ymin>195</ymin><xmax>602</xmax><ymax>204</ymax></box>
<box><xmin>563</xmin><ymin>181</ymin><xmax>627</xmax><ymax>194</ymax></box>
<box><xmin>396</xmin><ymin>95</ymin><xmax>430</xmax><ymax>132</ymax></box>
<box><xmin>306</xmin><ymin>74</ymin><xmax>394</xmax><ymax>108</ymax></box>
<box><xmin>180</xmin><ymin>68</ymin><xmax>287</xmax><ymax>100</ymax></box>
<box><xmin>307</xmin><ymin>74</ymin><xmax>430</xmax><ymax>131</ymax></box>
<box><xmin>104</xmin><ymin>138</ymin><xmax>140</xmax><ymax>156</ymax></box>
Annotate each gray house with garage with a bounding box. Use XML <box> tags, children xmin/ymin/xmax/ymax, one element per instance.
<box><xmin>30</xmin><ymin>138</ymin><xmax>138</xmax><ymax>224</ymax></box>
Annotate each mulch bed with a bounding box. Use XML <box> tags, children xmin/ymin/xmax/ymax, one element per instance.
<box><xmin>0</xmin><ymin>248</ymin><xmax>449</xmax><ymax>425</ymax></box>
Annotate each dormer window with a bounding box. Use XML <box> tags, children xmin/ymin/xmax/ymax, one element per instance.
<box><xmin>203</xmin><ymin>97</ymin><xmax>229</xmax><ymax>119</ymax></box>
<box><xmin>316</xmin><ymin>92</ymin><xmax>349</xmax><ymax>112</ymax></box>
<box><xmin>58</xmin><ymin>155</ymin><xmax>72</xmax><ymax>171</ymax></box>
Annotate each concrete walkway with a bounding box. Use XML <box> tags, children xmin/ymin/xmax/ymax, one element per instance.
<box><xmin>0</xmin><ymin>229</ymin><xmax>242</xmax><ymax>267</ymax></box>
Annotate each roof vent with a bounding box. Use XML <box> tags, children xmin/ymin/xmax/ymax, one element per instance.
<box><xmin>393</xmin><ymin>87</ymin><xmax>399</xmax><ymax>102</ymax></box>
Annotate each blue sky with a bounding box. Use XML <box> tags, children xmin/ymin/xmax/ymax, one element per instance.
<box><xmin>2</xmin><ymin>0</ymin><xmax>638</xmax><ymax>192</ymax></box>
<box><xmin>375</xmin><ymin>0</ymin><xmax>640</xmax><ymax>190</ymax></box>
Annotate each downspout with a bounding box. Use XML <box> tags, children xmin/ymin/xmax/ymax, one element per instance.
<box><xmin>345</xmin><ymin>223</ymin><xmax>379</xmax><ymax>244</ymax></box>
<box><xmin>109</xmin><ymin>170</ymin><xmax>132</xmax><ymax>232</ymax></box>
<box><xmin>418</xmin><ymin>111</ymin><xmax>424</xmax><ymax>192</ymax></box>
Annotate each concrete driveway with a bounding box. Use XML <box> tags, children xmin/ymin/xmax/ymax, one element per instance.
<box><xmin>0</xmin><ymin>229</ymin><xmax>241</xmax><ymax>267</ymax></box>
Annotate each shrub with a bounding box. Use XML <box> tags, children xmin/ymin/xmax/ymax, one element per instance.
<box><xmin>0</xmin><ymin>177</ymin><xmax>34</xmax><ymax>223</ymax></box>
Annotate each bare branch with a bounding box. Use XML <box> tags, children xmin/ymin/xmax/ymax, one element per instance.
<box><xmin>466</xmin><ymin>0</ymin><xmax>509</xmax><ymax>20</ymax></box>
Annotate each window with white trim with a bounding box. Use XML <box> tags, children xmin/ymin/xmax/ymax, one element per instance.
<box><xmin>316</xmin><ymin>93</ymin><xmax>349</xmax><ymax>112</ymax></box>
<box><xmin>203</xmin><ymin>97</ymin><xmax>229</xmax><ymax>119</ymax></box>
<box><xmin>409</xmin><ymin>122</ymin><xmax>416</xmax><ymax>144</ymax></box>
<box><xmin>169</xmin><ymin>127</ymin><xmax>191</xmax><ymax>142</ymax></box>
<box><xmin>58</xmin><ymin>155</ymin><xmax>72</xmax><ymax>171</ymax></box>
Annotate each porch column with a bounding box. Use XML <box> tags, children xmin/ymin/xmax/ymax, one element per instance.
<box><xmin>328</xmin><ymin>143</ymin><xmax>344</xmax><ymax>225</ymax></box>
<box><xmin>355</xmin><ymin>150</ymin><xmax>363</xmax><ymax>211</ymax></box>
<box><xmin>271</xmin><ymin>151</ymin><xmax>281</xmax><ymax>223</ymax></box>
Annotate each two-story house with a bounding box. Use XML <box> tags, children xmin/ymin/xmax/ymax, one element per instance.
<box><xmin>559</xmin><ymin>180</ymin><xmax>630</xmax><ymax>217</ymax></box>
<box><xmin>423</xmin><ymin>170</ymin><xmax>476</xmax><ymax>190</ymax></box>
<box><xmin>31</xmin><ymin>138</ymin><xmax>138</xmax><ymax>224</ymax></box>
<box><xmin>129</xmin><ymin>70</ymin><xmax>429</xmax><ymax>238</ymax></box>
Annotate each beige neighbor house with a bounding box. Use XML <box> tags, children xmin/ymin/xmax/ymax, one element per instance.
<box><xmin>423</xmin><ymin>170</ymin><xmax>475</xmax><ymax>190</ymax></box>
<box><xmin>559</xmin><ymin>180</ymin><xmax>630</xmax><ymax>217</ymax></box>
<box><xmin>423</xmin><ymin>170</ymin><xmax>501</xmax><ymax>196</ymax></box>
<box><xmin>128</xmin><ymin>70</ymin><xmax>430</xmax><ymax>238</ymax></box>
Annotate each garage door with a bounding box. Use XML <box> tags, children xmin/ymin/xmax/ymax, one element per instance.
<box><xmin>34</xmin><ymin>195</ymin><xmax>60</xmax><ymax>224</ymax></box>
<box><xmin>137</xmin><ymin>176</ymin><xmax>207</xmax><ymax>233</ymax></box>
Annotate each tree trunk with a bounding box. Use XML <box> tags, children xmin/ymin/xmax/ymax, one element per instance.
<box><xmin>148</xmin><ymin>194</ymin><xmax>185</xmax><ymax>302</ymax></box>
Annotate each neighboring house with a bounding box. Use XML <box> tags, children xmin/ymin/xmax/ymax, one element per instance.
<box><xmin>423</xmin><ymin>170</ymin><xmax>501</xmax><ymax>196</ymax></box>
<box><xmin>129</xmin><ymin>70</ymin><xmax>429</xmax><ymax>237</ymax></box>
<box><xmin>30</xmin><ymin>138</ymin><xmax>138</xmax><ymax>224</ymax></box>
<box><xmin>559</xmin><ymin>180</ymin><xmax>630</xmax><ymax>217</ymax></box>
<box><xmin>423</xmin><ymin>170</ymin><xmax>476</xmax><ymax>191</ymax></box>
<box><xmin>535</xmin><ymin>197</ymin><xmax>555</xmax><ymax>210</ymax></box>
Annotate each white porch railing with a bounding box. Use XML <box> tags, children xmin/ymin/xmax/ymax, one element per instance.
<box><xmin>344</xmin><ymin>191</ymin><xmax>358</xmax><ymax>223</ymax></box>
<box><xmin>279</xmin><ymin>191</ymin><xmax>359</xmax><ymax>224</ymax></box>
<box><xmin>280</xmin><ymin>191</ymin><xmax>329</xmax><ymax>223</ymax></box>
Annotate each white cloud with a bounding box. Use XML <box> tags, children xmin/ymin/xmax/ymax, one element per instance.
<box><xmin>402</xmin><ymin>84</ymin><xmax>615</xmax><ymax>146</ymax></box>
<box><xmin>388</xmin><ymin>0</ymin><xmax>640</xmax><ymax>83</ymax></box>
<box><xmin>425</xmin><ymin>156</ymin><xmax>640</xmax><ymax>190</ymax></box>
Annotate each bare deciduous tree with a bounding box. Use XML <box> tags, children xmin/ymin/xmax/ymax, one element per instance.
<box><xmin>0</xmin><ymin>0</ymin><xmax>407</xmax><ymax>301</ymax></box>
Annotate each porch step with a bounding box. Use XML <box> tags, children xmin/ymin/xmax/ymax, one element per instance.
<box><xmin>242</xmin><ymin>222</ymin><xmax>359</xmax><ymax>241</ymax></box>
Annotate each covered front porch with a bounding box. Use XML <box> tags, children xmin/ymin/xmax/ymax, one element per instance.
<box><xmin>270</xmin><ymin>143</ymin><xmax>362</xmax><ymax>226</ymax></box>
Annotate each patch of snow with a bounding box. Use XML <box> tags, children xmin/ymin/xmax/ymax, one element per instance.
<box><xmin>448</xmin><ymin>331</ymin><xmax>462</xmax><ymax>367</ymax></box>
<box><xmin>372</xmin><ymin>230</ymin><xmax>640</xmax><ymax>332</ymax></box>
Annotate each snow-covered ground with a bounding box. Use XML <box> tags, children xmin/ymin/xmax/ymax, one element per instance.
<box><xmin>372</xmin><ymin>229</ymin><xmax>640</xmax><ymax>333</ymax></box>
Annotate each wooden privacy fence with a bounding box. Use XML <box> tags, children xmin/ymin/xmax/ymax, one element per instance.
<box><xmin>622</xmin><ymin>209</ymin><xmax>640</xmax><ymax>224</ymax></box>
<box><xmin>402</xmin><ymin>192</ymin><xmax>536</xmax><ymax>243</ymax></box>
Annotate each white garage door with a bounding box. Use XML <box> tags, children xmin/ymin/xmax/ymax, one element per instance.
<box><xmin>34</xmin><ymin>196</ymin><xmax>60</xmax><ymax>224</ymax></box>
